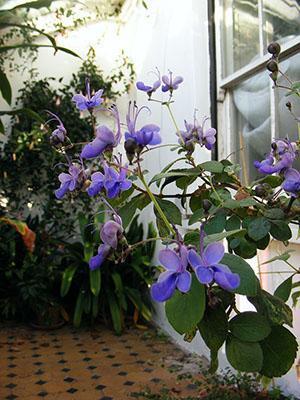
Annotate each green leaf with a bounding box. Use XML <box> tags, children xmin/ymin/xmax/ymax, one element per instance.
<box><xmin>108</xmin><ymin>292</ymin><xmax>122</xmax><ymax>335</ymax></box>
<box><xmin>73</xmin><ymin>289</ymin><xmax>85</xmax><ymax>328</ymax></box>
<box><xmin>274</xmin><ymin>276</ymin><xmax>293</xmax><ymax>302</ymax></box>
<box><xmin>165</xmin><ymin>276</ymin><xmax>206</xmax><ymax>334</ymax></box>
<box><xmin>204</xmin><ymin>214</ymin><xmax>226</xmax><ymax>234</ymax></box>
<box><xmin>223</xmin><ymin>198</ymin><xmax>258</xmax><ymax>209</ymax></box>
<box><xmin>0</xmin><ymin>44</ymin><xmax>80</xmax><ymax>58</ymax></box>
<box><xmin>149</xmin><ymin>168</ymin><xmax>200</xmax><ymax>185</ymax></box>
<box><xmin>89</xmin><ymin>268</ymin><xmax>101</xmax><ymax>296</ymax></box>
<box><xmin>204</xmin><ymin>229</ymin><xmax>245</xmax><ymax>245</ymax></box>
<box><xmin>118</xmin><ymin>195</ymin><xmax>141</xmax><ymax>229</ymax></box>
<box><xmin>188</xmin><ymin>208</ymin><xmax>204</xmax><ymax>225</ymax></box>
<box><xmin>229</xmin><ymin>312</ymin><xmax>271</xmax><ymax>342</ymax></box>
<box><xmin>260</xmin><ymin>250</ymin><xmax>295</xmax><ymax>266</ymax></box>
<box><xmin>156</xmin><ymin>198</ymin><xmax>182</xmax><ymax>225</ymax></box>
<box><xmin>264</xmin><ymin>208</ymin><xmax>285</xmax><ymax>220</ymax></box>
<box><xmin>92</xmin><ymin>294</ymin><xmax>99</xmax><ymax>318</ymax></box>
<box><xmin>225</xmin><ymin>215</ymin><xmax>241</xmax><ymax>231</ymax></box>
<box><xmin>0</xmin><ymin>69</ymin><xmax>12</xmax><ymax>105</ymax></box>
<box><xmin>226</xmin><ymin>335</ymin><xmax>263</xmax><ymax>372</ymax></box>
<box><xmin>247</xmin><ymin>218</ymin><xmax>271</xmax><ymax>241</ymax></box>
<box><xmin>11</xmin><ymin>0</ymin><xmax>54</xmax><ymax>9</ymax></box>
<box><xmin>221</xmin><ymin>254</ymin><xmax>260</xmax><ymax>296</ymax></box>
<box><xmin>154</xmin><ymin>157</ymin><xmax>186</xmax><ymax>187</ymax></box>
<box><xmin>112</xmin><ymin>272</ymin><xmax>127</xmax><ymax>311</ymax></box>
<box><xmin>199</xmin><ymin>160</ymin><xmax>224</xmax><ymax>174</ymax></box>
<box><xmin>270</xmin><ymin>221</ymin><xmax>292</xmax><ymax>241</ymax></box>
<box><xmin>60</xmin><ymin>265</ymin><xmax>77</xmax><ymax>297</ymax></box>
<box><xmin>260</xmin><ymin>325</ymin><xmax>298</xmax><ymax>378</ymax></box>
<box><xmin>198</xmin><ymin>306</ymin><xmax>228</xmax><ymax>353</ymax></box>
<box><xmin>248</xmin><ymin>290</ymin><xmax>293</xmax><ymax>327</ymax></box>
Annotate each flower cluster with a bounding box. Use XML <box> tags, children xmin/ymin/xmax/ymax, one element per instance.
<box><xmin>151</xmin><ymin>227</ymin><xmax>240</xmax><ymax>303</ymax></box>
<box><xmin>178</xmin><ymin>117</ymin><xmax>216</xmax><ymax>152</ymax></box>
<box><xmin>255</xmin><ymin>138</ymin><xmax>299</xmax><ymax>197</ymax></box>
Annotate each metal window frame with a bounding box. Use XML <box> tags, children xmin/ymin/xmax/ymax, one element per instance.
<box><xmin>214</xmin><ymin>0</ymin><xmax>300</xmax><ymax>160</ymax></box>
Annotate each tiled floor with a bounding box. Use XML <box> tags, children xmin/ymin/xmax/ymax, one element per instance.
<box><xmin>0</xmin><ymin>324</ymin><xmax>206</xmax><ymax>399</ymax></box>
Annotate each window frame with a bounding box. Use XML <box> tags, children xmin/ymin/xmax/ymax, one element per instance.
<box><xmin>214</xmin><ymin>0</ymin><xmax>300</xmax><ymax>160</ymax></box>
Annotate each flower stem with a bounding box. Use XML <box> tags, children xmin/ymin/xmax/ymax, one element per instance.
<box><xmin>137</xmin><ymin>162</ymin><xmax>175</xmax><ymax>236</ymax></box>
<box><xmin>165</xmin><ymin>102</ymin><xmax>185</xmax><ymax>145</ymax></box>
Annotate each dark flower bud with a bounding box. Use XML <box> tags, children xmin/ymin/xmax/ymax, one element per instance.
<box><xmin>255</xmin><ymin>184</ymin><xmax>267</xmax><ymax>197</ymax></box>
<box><xmin>271</xmin><ymin>142</ymin><xmax>277</xmax><ymax>151</ymax></box>
<box><xmin>286</xmin><ymin>101</ymin><xmax>292</xmax><ymax>111</ymax></box>
<box><xmin>202</xmin><ymin>199</ymin><xmax>212</xmax><ymax>212</ymax></box>
<box><xmin>124</xmin><ymin>138</ymin><xmax>137</xmax><ymax>154</ymax></box>
<box><xmin>269</xmin><ymin>71</ymin><xmax>278</xmax><ymax>83</ymax></box>
<box><xmin>267</xmin><ymin>60</ymin><xmax>278</xmax><ymax>73</ymax></box>
<box><xmin>267</xmin><ymin>42</ymin><xmax>281</xmax><ymax>57</ymax></box>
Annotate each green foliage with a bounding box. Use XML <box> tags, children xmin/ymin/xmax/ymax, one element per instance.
<box><xmin>226</xmin><ymin>335</ymin><xmax>264</xmax><ymax>373</ymax></box>
<box><xmin>60</xmin><ymin>216</ymin><xmax>156</xmax><ymax>332</ymax></box>
<box><xmin>165</xmin><ymin>276</ymin><xmax>205</xmax><ymax>334</ymax></box>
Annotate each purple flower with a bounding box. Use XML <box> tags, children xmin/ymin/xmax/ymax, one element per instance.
<box><xmin>87</xmin><ymin>171</ymin><xmax>105</xmax><ymax>196</ymax></box>
<box><xmin>89</xmin><ymin>214</ymin><xmax>123</xmax><ymax>270</ymax></box>
<box><xmin>103</xmin><ymin>164</ymin><xmax>132</xmax><ymax>199</ymax></box>
<box><xmin>177</xmin><ymin>118</ymin><xmax>216</xmax><ymax>150</ymax></box>
<box><xmin>187</xmin><ymin>229</ymin><xmax>240</xmax><ymax>291</ymax></box>
<box><xmin>282</xmin><ymin>168</ymin><xmax>300</xmax><ymax>197</ymax></box>
<box><xmin>100</xmin><ymin>217</ymin><xmax>123</xmax><ymax>249</ymax></box>
<box><xmin>89</xmin><ymin>244</ymin><xmax>110</xmax><ymax>270</ymax></box>
<box><xmin>124</xmin><ymin>102</ymin><xmax>161</xmax><ymax>148</ymax></box>
<box><xmin>151</xmin><ymin>246</ymin><xmax>192</xmax><ymax>302</ymax></box>
<box><xmin>46</xmin><ymin>111</ymin><xmax>67</xmax><ymax>146</ymax></box>
<box><xmin>136</xmin><ymin>79</ymin><xmax>161</xmax><ymax>96</ymax></box>
<box><xmin>72</xmin><ymin>78</ymin><xmax>103</xmax><ymax>111</ymax></box>
<box><xmin>81</xmin><ymin>105</ymin><xmax>121</xmax><ymax>159</ymax></box>
<box><xmin>161</xmin><ymin>71</ymin><xmax>183</xmax><ymax>93</ymax></box>
<box><xmin>55</xmin><ymin>164</ymin><xmax>81</xmax><ymax>199</ymax></box>
<box><xmin>254</xmin><ymin>139</ymin><xmax>297</xmax><ymax>175</ymax></box>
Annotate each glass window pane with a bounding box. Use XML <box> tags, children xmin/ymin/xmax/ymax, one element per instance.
<box><xmin>263</xmin><ymin>0</ymin><xmax>300</xmax><ymax>48</ymax></box>
<box><xmin>223</xmin><ymin>0</ymin><xmax>260</xmax><ymax>76</ymax></box>
<box><xmin>277</xmin><ymin>52</ymin><xmax>300</xmax><ymax>170</ymax></box>
<box><xmin>232</xmin><ymin>70</ymin><xmax>271</xmax><ymax>182</ymax></box>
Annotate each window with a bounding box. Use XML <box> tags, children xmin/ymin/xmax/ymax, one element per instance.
<box><xmin>215</xmin><ymin>0</ymin><xmax>300</xmax><ymax>182</ymax></box>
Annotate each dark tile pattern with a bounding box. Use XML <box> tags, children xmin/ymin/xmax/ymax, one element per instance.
<box><xmin>0</xmin><ymin>324</ymin><xmax>205</xmax><ymax>399</ymax></box>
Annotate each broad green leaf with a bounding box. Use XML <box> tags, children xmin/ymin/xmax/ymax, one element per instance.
<box><xmin>188</xmin><ymin>208</ymin><xmax>204</xmax><ymax>225</ymax></box>
<box><xmin>199</xmin><ymin>160</ymin><xmax>224</xmax><ymax>174</ymax></box>
<box><xmin>118</xmin><ymin>195</ymin><xmax>142</xmax><ymax>229</ymax></box>
<box><xmin>270</xmin><ymin>221</ymin><xmax>292</xmax><ymax>242</ymax></box>
<box><xmin>260</xmin><ymin>325</ymin><xmax>298</xmax><ymax>378</ymax></box>
<box><xmin>204</xmin><ymin>229</ymin><xmax>245</xmax><ymax>245</ymax></box>
<box><xmin>226</xmin><ymin>335</ymin><xmax>263</xmax><ymax>372</ymax></box>
<box><xmin>165</xmin><ymin>276</ymin><xmax>206</xmax><ymax>334</ymax></box>
<box><xmin>274</xmin><ymin>276</ymin><xmax>293</xmax><ymax>302</ymax></box>
<box><xmin>248</xmin><ymin>290</ymin><xmax>293</xmax><ymax>327</ymax></box>
<box><xmin>156</xmin><ymin>198</ymin><xmax>182</xmax><ymax>225</ymax></box>
<box><xmin>73</xmin><ymin>289</ymin><xmax>85</xmax><ymax>328</ymax></box>
<box><xmin>153</xmin><ymin>157</ymin><xmax>186</xmax><ymax>187</ymax></box>
<box><xmin>60</xmin><ymin>265</ymin><xmax>77</xmax><ymax>297</ymax></box>
<box><xmin>229</xmin><ymin>312</ymin><xmax>271</xmax><ymax>342</ymax></box>
<box><xmin>247</xmin><ymin>218</ymin><xmax>271</xmax><ymax>241</ymax></box>
<box><xmin>223</xmin><ymin>198</ymin><xmax>258</xmax><ymax>209</ymax></box>
<box><xmin>0</xmin><ymin>69</ymin><xmax>12</xmax><ymax>105</ymax></box>
<box><xmin>204</xmin><ymin>214</ymin><xmax>226</xmax><ymax>234</ymax></box>
<box><xmin>198</xmin><ymin>306</ymin><xmax>228</xmax><ymax>353</ymax></box>
<box><xmin>225</xmin><ymin>215</ymin><xmax>240</xmax><ymax>231</ymax></box>
<box><xmin>221</xmin><ymin>253</ymin><xmax>260</xmax><ymax>296</ymax></box>
<box><xmin>89</xmin><ymin>268</ymin><xmax>101</xmax><ymax>296</ymax></box>
<box><xmin>264</xmin><ymin>208</ymin><xmax>285</xmax><ymax>220</ymax></box>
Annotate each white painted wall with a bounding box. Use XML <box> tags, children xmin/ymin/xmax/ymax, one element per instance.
<box><xmin>2</xmin><ymin>0</ymin><xmax>299</xmax><ymax>396</ymax></box>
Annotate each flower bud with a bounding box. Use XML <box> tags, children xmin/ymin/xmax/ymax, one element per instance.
<box><xmin>266</xmin><ymin>60</ymin><xmax>278</xmax><ymax>73</ymax></box>
<box><xmin>255</xmin><ymin>184</ymin><xmax>267</xmax><ymax>197</ymax></box>
<box><xmin>202</xmin><ymin>199</ymin><xmax>212</xmax><ymax>212</ymax></box>
<box><xmin>286</xmin><ymin>101</ymin><xmax>292</xmax><ymax>111</ymax></box>
<box><xmin>267</xmin><ymin>42</ymin><xmax>281</xmax><ymax>57</ymax></box>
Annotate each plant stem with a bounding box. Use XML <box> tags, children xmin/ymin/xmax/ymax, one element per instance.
<box><xmin>165</xmin><ymin>102</ymin><xmax>185</xmax><ymax>145</ymax></box>
<box><xmin>137</xmin><ymin>162</ymin><xmax>175</xmax><ymax>236</ymax></box>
